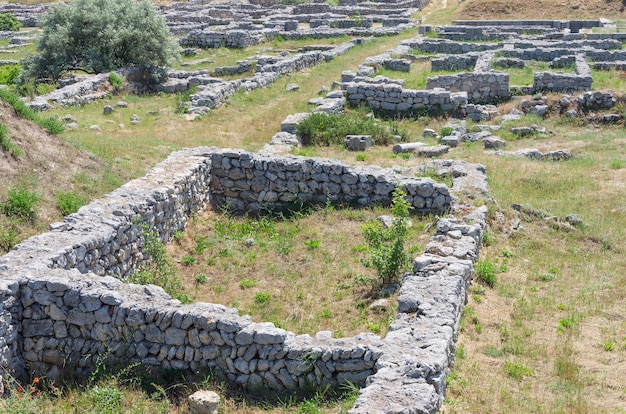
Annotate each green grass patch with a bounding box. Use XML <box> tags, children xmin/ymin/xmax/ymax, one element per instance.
<box><xmin>296</xmin><ymin>109</ymin><xmax>406</xmax><ymax>146</ymax></box>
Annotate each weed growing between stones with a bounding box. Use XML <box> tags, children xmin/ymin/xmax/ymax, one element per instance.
<box><xmin>129</xmin><ymin>223</ymin><xmax>192</xmax><ymax>304</ymax></box>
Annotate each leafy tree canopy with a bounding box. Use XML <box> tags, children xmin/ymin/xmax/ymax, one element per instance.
<box><xmin>0</xmin><ymin>13</ymin><xmax>22</xmax><ymax>31</ymax></box>
<box><xmin>21</xmin><ymin>0</ymin><xmax>180</xmax><ymax>82</ymax></box>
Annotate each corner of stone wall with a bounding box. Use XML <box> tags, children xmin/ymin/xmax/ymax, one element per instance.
<box><xmin>349</xmin><ymin>161</ymin><xmax>489</xmax><ymax>414</ymax></box>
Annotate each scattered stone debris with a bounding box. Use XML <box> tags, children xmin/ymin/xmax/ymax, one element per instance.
<box><xmin>495</xmin><ymin>148</ymin><xmax>572</xmax><ymax>161</ymax></box>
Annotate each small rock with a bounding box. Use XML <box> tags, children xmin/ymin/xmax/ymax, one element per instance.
<box><xmin>531</xmin><ymin>105</ymin><xmax>548</xmax><ymax>117</ymax></box>
<box><xmin>103</xmin><ymin>105</ymin><xmax>113</xmax><ymax>115</ymax></box>
<box><xmin>565</xmin><ymin>214</ymin><xmax>583</xmax><ymax>227</ymax></box>
<box><xmin>510</xmin><ymin>126</ymin><xmax>533</xmax><ymax>137</ymax></box>
<box><xmin>245</xmin><ymin>238</ymin><xmax>255</xmax><ymax>247</ymax></box>
<box><xmin>188</xmin><ymin>390</ymin><xmax>220</xmax><ymax>414</ymax></box>
<box><xmin>377</xmin><ymin>215</ymin><xmax>412</xmax><ymax>228</ymax></box>
<box><xmin>286</xmin><ymin>83</ymin><xmax>299</xmax><ymax>91</ymax></box>
<box><xmin>422</xmin><ymin>128</ymin><xmax>438</xmax><ymax>138</ymax></box>
<box><xmin>440</xmin><ymin>136</ymin><xmax>459</xmax><ymax>147</ymax></box>
<box><xmin>66</xmin><ymin>122</ymin><xmax>79</xmax><ymax>130</ymax></box>
<box><xmin>89</xmin><ymin>125</ymin><xmax>101</xmax><ymax>131</ymax></box>
<box><xmin>369</xmin><ymin>299</ymin><xmax>389</xmax><ymax>312</ymax></box>
<box><xmin>130</xmin><ymin>114</ymin><xmax>140</xmax><ymax>125</ymax></box>
<box><xmin>116</xmin><ymin>101</ymin><xmax>128</xmax><ymax>108</ymax></box>
<box><xmin>62</xmin><ymin>114</ymin><xmax>76</xmax><ymax>122</ymax></box>
<box><xmin>414</xmin><ymin>145</ymin><xmax>449</xmax><ymax>157</ymax></box>
<box><xmin>118</xmin><ymin>123</ymin><xmax>125</xmax><ymax>129</ymax></box>
<box><xmin>483</xmin><ymin>136</ymin><xmax>506</xmax><ymax>149</ymax></box>
<box><xmin>318</xmin><ymin>85</ymin><xmax>330</xmax><ymax>95</ymax></box>
<box><xmin>571</xmin><ymin>3</ymin><xmax>580</xmax><ymax>9</ymax></box>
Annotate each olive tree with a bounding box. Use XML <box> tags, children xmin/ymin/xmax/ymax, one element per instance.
<box><xmin>21</xmin><ymin>0</ymin><xmax>180</xmax><ymax>83</ymax></box>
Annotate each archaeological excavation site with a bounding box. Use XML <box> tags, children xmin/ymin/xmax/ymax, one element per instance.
<box><xmin>0</xmin><ymin>0</ymin><xmax>624</xmax><ymax>412</ymax></box>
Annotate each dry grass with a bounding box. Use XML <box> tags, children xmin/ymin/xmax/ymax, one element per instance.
<box><xmin>168</xmin><ymin>206</ymin><xmax>432</xmax><ymax>338</ymax></box>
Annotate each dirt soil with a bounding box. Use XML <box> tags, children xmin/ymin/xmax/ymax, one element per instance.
<box><xmin>451</xmin><ymin>0</ymin><xmax>626</xmax><ymax>20</ymax></box>
<box><xmin>0</xmin><ymin>101</ymin><xmax>103</xmax><ymax>225</ymax></box>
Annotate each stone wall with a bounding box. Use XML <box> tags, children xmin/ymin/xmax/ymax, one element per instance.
<box><xmin>431</xmin><ymin>54</ymin><xmax>480</xmax><ymax>71</ymax></box>
<box><xmin>0</xmin><ymin>144</ymin><xmax>486</xmax><ymax>413</ymax></box>
<box><xmin>426</xmin><ymin>72</ymin><xmax>509</xmax><ymax>104</ymax></box>
<box><xmin>533</xmin><ymin>54</ymin><xmax>592</xmax><ymax>93</ymax></box>
<box><xmin>208</xmin><ymin>149</ymin><xmax>452</xmax><ymax>215</ymax></box>
<box><xmin>406</xmin><ymin>38</ymin><xmax>502</xmax><ymax>55</ymax></box>
<box><xmin>343</xmin><ymin>79</ymin><xmax>469</xmax><ymax>115</ymax></box>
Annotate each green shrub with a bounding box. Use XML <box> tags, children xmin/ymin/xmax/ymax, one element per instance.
<box><xmin>195</xmin><ymin>273</ymin><xmax>208</xmax><ymax>284</ymax></box>
<box><xmin>129</xmin><ymin>224</ymin><xmax>192</xmax><ymax>304</ymax></box>
<box><xmin>109</xmin><ymin>72</ymin><xmax>124</xmax><ymax>92</ymax></box>
<box><xmin>440</xmin><ymin>126</ymin><xmax>454</xmax><ymax>137</ymax></box>
<box><xmin>474</xmin><ymin>259</ymin><xmax>497</xmax><ymax>287</ymax></box>
<box><xmin>0</xmin><ymin>88</ymin><xmax>65</xmax><ymax>134</ymax></box>
<box><xmin>254</xmin><ymin>292</ymin><xmax>272</xmax><ymax>304</ymax></box>
<box><xmin>0</xmin><ymin>13</ymin><xmax>22</xmax><ymax>31</ymax></box>
<box><xmin>362</xmin><ymin>187</ymin><xmax>413</xmax><ymax>285</ymax></box>
<box><xmin>91</xmin><ymin>386</ymin><xmax>123</xmax><ymax>414</ymax></box>
<box><xmin>0</xmin><ymin>186</ymin><xmax>40</xmax><ymax>219</ymax></box>
<box><xmin>56</xmin><ymin>191</ymin><xmax>87</xmax><ymax>216</ymax></box>
<box><xmin>0</xmin><ymin>122</ymin><xmax>21</xmax><ymax>157</ymax></box>
<box><xmin>19</xmin><ymin>0</ymin><xmax>180</xmax><ymax>83</ymax></box>
<box><xmin>0</xmin><ymin>226</ymin><xmax>18</xmax><ymax>252</ymax></box>
<box><xmin>296</xmin><ymin>111</ymin><xmax>401</xmax><ymax>146</ymax></box>
<box><xmin>504</xmin><ymin>362</ymin><xmax>534</xmax><ymax>381</ymax></box>
<box><xmin>0</xmin><ymin>64</ymin><xmax>20</xmax><ymax>85</ymax></box>
<box><xmin>35</xmin><ymin>82</ymin><xmax>58</xmax><ymax>96</ymax></box>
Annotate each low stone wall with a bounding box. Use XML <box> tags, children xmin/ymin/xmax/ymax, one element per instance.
<box><xmin>533</xmin><ymin>54</ymin><xmax>592</xmax><ymax>93</ymax></box>
<box><xmin>426</xmin><ymin>72</ymin><xmax>509</xmax><ymax>104</ymax></box>
<box><xmin>405</xmin><ymin>38</ymin><xmax>502</xmax><ymax>55</ymax></box>
<box><xmin>310</xmin><ymin>18</ymin><xmax>373</xmax><ymax>29</ymax></box>
<box><xmin>431</xmin><ymin>54</ymin><xmax>480</xmax><ymax>71</ymax></box>
<box><xmin>0</xmin><ymin>144</ymin><xmax>487</xmax><ymax>413</ymax></box>
<box><xmin>208</xmin><ymin>149</ymin><xmax>452</xmax><ymax>215</ymax></box>
<box><xmin>181</xmin><ymin>29</ymin><xmax>269</xmax><ymax>48</ymax></box>
<box><xmin>343</xmin><ymin>79</ymin><xmax>469</xmax><ymax>115</ymax></box>
<box><xmin>499</xmin><ymin>47</ymin><xmax>626</xmax><ymax>62</ymax></box>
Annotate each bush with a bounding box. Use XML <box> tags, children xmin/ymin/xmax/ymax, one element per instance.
<box><xmin>56</xmin><ymin>191</ymin><xmax>87</xmax><ymax>216</ymax></box>
<box><xmin>296</xmin><ymin>112</ymin><xmax>402</xmax><ymax>146</ymax></box>
<box><xmin>129</xmin><ymin>224</ymin><xmax>192</xmax><ymax>304</ymax></box>
<box><xmin>19</xmin><ymin>0</ymin><xmax>180</xmax><ymax>83</ymax></box>
<box><xmin>0</xmin><ymin>64</ymin><xmax>20</xmax><ymax>85</ymax></box>
<box><xmin>0</xmin><ymin>122</ymin><xmax>22</xmax><ymax>157</ymax></box>
<box><xmin>1</xmin><ymin>186</ymin><xmax>40</xmax><ymax>220</ymax></box>
<box><xmin>0</xmin><ymin>13</ymin><xmax>22</xmax><ymax>31</ymax></box>
<box><xmin>362</xmin><ymin>187</ymin><xmax>413</xmax><ymax>286</ymax></box>
<box><xmin>108</xmin><ymin>72</ymin><xmax>123</xmax><ymax>92</ymax></box>
<box><xmin>474</xmin><ymin>259</ymin><xmax>497</xmax><ymax>287</ymax></box>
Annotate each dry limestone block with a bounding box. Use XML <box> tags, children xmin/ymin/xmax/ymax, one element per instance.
<box><xmin>188</xmin><ymin>390</ymin><xmax>220</xmax><ymax>414</ymax></box>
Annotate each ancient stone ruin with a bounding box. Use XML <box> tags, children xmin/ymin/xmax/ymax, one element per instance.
<box><xmin>0</xmin><ymin>0</ymin><xmax>624</xmax><ymax>411</ymax></box>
